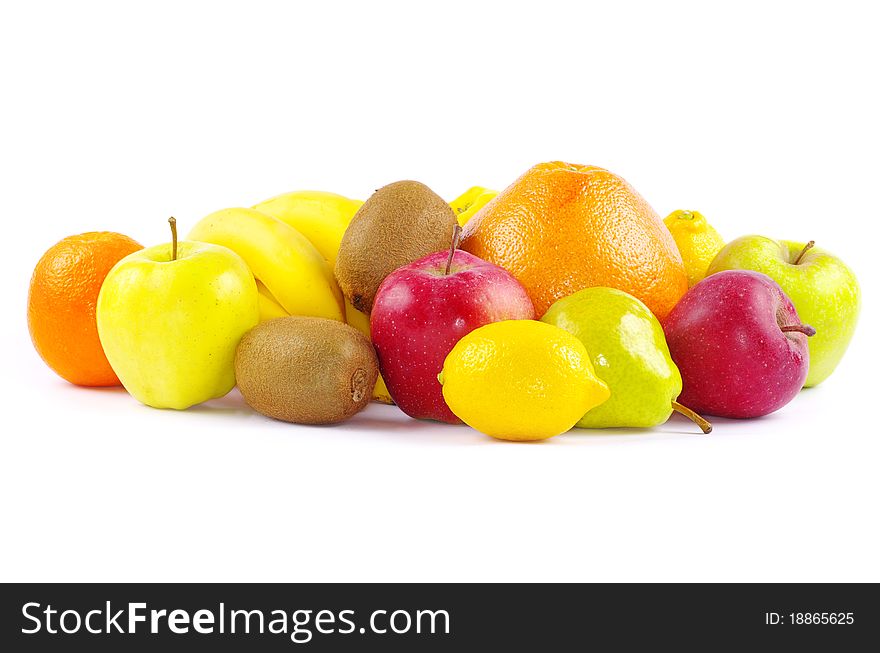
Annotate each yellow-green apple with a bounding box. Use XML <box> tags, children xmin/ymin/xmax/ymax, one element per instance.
<box><xmin>96</xmin><ymin>220</ymin><xmax>260</xmax><ymax>409</ymax></box>
<box><xmin>370</xmin><ymin>232</ymin><xmax>535</xmax><ymax>423</ymax></box>
<box><xmin>708</xmin><ymin>237</ymin><xmax>859</xmax><ymax>386</ymax></box>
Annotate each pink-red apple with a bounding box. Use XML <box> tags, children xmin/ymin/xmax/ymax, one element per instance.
<box><xmin>371</xmin><ymin>247</ymin><xmax>534</xmax><ymax>423</ymax></box>
<box><xmin>663</xmin><ymin>270</ymin><xmax>815</xmax><ymax>418</ymax></box>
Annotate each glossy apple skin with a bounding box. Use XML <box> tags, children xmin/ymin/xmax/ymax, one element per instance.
<box><xmin>708</xmin><ymin>236</ymin><xmax>859</xmax><ymax>387</ymax></box>
<box><xmin>370</xmin><ymin>250</ymin><xmax>535</xmax><ymax>423</ymax></box>
<box><xmin>663</xmin><ymin>270</ymin><xmax>811</xmax><ymax>418</ymax></box>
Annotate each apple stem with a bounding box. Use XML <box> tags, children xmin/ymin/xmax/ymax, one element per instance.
<box><xmin>793</xmin><ymin>240</ymin><xmax>815</xmax><ymax>265</ymax></box>
<box><xmin>168</xmin><ymin>217</ymin><xmax>178</xmax><ymax>261</ymax></box>
<box><xmin>444</xmin><ymin>224</ymin><xmax>463</xmax><ymax>275</ymax></box>
<box><xmin>671</xmin><ymin>401</ymin><xmax>713</xmax><ymax>434</ymax></box>
<box><xmin>781</xmin><ymin>323</ymin><xmax>817</xmax><ymax>337</ymax></box>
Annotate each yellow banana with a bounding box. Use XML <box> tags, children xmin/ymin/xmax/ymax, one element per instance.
<box><xmin>188</xmin><ymin>208</ymin><xmax>344</xmax><ymax>322</ymax></box>
<box><xmin>253</xmin><ymin>191</ymin><xmax>362</xmax><ymax>268</ymax></box>
<box><xmin>255</xmin><ymin>280</ymin><xmax>289</xmax><ymax>321</ymax></box>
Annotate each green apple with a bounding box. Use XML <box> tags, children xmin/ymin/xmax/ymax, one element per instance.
<box><xmin>96</xmin><ymin>224</ymin><xmax>260</xmax><ymax>409</ymax></box>
<box><xmin>707</xmin><ymin>237</ymin><xmax>860</xmax><ymax>387</ymax></box>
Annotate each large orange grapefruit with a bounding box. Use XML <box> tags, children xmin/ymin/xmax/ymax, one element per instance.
<box><xmin>461</xmin><ymin>162</ymin><xmax>687</xmax><ymax>319</ymax></box>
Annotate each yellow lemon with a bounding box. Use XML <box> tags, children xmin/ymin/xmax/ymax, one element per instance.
<box><xmin>449</xmin><ymin>186</ymin><xmax>498</xmax><ymax>226</ymax></box>
<box><xmin>663</xmin><ymin>209</ymin><xmax>725</xmax><ymax>287</ymax></box>
<box><xmin>438</xmin><ymin>320</ymin><xmax>610</xmax><ymax>441</ymax></box>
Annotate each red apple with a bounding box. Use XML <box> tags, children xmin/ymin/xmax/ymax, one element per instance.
<box><xmin>371</xmin><ymin>241</ymin><xmax>535</xmax><ymax>423</ymax></box>
<box><xmin>663</xmin><ymin>270</ymin><xmax>815</xmax><ymax>418</ymax></box>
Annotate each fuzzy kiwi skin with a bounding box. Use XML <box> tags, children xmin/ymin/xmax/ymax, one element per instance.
<box><xmin>335</xmin><ymin>180</ymin><xmax>458</xmax><ymax>313</ymax></box>
<box><xmin>235</xmin><ymin>317</ymin><xmax>379</xmax><ymax>425</ymax></box>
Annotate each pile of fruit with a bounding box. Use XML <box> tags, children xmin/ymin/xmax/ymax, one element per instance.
<box><xmin>27</xmin><ymin>162</ymin><xmax>861</xmax><ymax>441</ymax></box>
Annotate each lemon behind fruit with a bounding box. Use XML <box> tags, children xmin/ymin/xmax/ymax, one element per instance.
<box><xmin>663</xmin><ymin>209</ymin><xmax>725</xmax><ymax>287</ymax></box>
<box><xmin>449</xmin><ymin>186</ymin><xmax>498</xmax><ymax>226</ymax></box>
<box><xmin>438</xmin><ymin>320</ymin><xmax>610</xmax><ymax>441</ymax></box>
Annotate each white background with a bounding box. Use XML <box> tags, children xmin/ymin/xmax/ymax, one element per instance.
<box><xmin>1</xmin><ymin>1</ymin><xmax>877</xmax><ymax>582</ymax></box>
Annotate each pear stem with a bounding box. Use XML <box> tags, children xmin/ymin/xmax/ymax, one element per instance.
<box><xmin>168</xmin><ymin>217</ymin><xmax>178</xmax><ymax>261</ymax></box>
<box><xmin>444</xmin><ymin>224</ymin><xmax>462</xmax><ymax>275</ymax></box>
<box><xmin>671</xmin><ymin>401</ymin><xmax>713</xmax><ymax>434</ymax></box>
<box><xmin>793</xmin><ymin>240</ymin><xmax>815</xmax><ymax>265</ymax></box>
<box><xmin>781</xmin><ymin>323</ymin><xmax>817</xmax><ymax>337</ymax></box>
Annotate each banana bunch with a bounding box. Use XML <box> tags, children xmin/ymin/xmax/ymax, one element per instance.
<box><xmin>188</xmin><ymin>206</ymin><xmax>345</xmax><ymax>322</ymax></box>
<box><xmin>254</xmin><ymin>190</ymin><xmax>362</xmax><ymax>269</ymax></box>
<box><xmin>189</xmin><ymin>191</ymin><xmax>398</xmax><ymax>403</ymax></box>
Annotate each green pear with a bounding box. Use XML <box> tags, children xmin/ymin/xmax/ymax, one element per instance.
<box><xmin>707</xmin><ymin>237</ymin><xmax>860</xmax><ymax>386</ymax></box>
<box><xmin>542</xmin><ymin>287</ymin><xmax>711</xmax><ymax>433</ymax></box>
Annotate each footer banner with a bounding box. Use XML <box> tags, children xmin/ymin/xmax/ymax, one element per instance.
<box><xmin>1</xmin><ymin>583</ymin><xmax>876</xmax><ymax>650</ymax></box>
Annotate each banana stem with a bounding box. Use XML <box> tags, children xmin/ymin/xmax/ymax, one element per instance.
<box><xmin>671</xmin><ymin>401</ymin><xmax>713</xmax><ymax>434</ymax></box>
<box><xmin>168</xmin><ymin>217</ymin><xmax>178</xmax><ymax>261</ymax></box>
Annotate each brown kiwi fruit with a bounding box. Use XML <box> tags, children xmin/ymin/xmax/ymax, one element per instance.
<box><xmin>335</xmin><ymin>180</ymin><xmax>458</xmax><ymax>313</ymax></box>
<box><xmin>235</xmin><ymin>316</ymin><xmax>378</xmax><ymax>424</ymax></box>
